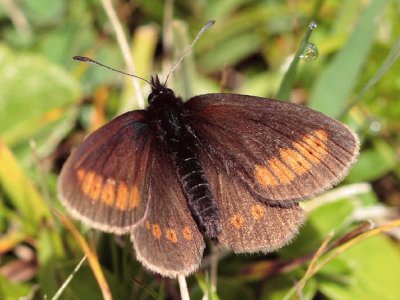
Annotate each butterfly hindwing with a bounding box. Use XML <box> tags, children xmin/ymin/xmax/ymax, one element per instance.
<box><xmin>58</xmin><ymin>111</ymin><xmax>154</xmax><ymax>234</ymax></box>
<box><xmin>184</xmin><ymin>93</ymin><xmax>359</xmax><ymax>204</ymax></box>
<box><xmin>199</xmin><ymin>148</ymin><xmax>306</xmax><ymax>252</ymax></box>
<box><xmin>131</xmin><ymin>142</ymin><xmax>205</xmax><ymax>277</ymax></box>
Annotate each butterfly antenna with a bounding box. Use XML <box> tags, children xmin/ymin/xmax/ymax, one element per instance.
<box><xmin>73</xmin><ymin>56</ymin><xmax>152</xmax><ymax>86</ymax></box>
<box><xmin>163</xmin><ymin>20</ymin><xmax>215</xmax><ymax>85</ymax></box>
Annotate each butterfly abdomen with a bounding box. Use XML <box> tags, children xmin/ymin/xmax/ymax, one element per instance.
<box><xmin>170</xmin><ymin>138</ymin><xmax>220</xmax><ymax>238</ymax></box>
<box><xmin>149</xmin><ymin>90</ymin><xmax>221</xmax><ymax>239</ymax></box>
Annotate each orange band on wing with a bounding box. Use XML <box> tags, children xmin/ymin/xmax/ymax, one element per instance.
<box><xmin>82</xmin><ymin>171</ymin><xmax>95</xmax><ymax>195</ymax></box>
<box><xmin>89</xmin><ymin>174</ymin><xmax>103</xmax><ymax>200</ymax></box>
<box><xmin>268</xmin><ymin>158</ymin><xmax>296</xmax><ymax>184</ymax></box>
<box><xmin>255</xmin><ymin>165</ymin><xmax>279</xmax><ymax>186</ymax></box>
<box><xmin>115</xmin><ymin>182</ymin><xmax>129</xmax><ymax>210</ymax></box>
<box><xmin>279</xmin><ymin>148</ymin><xmax>312</xmax><ymax>175</ymax></box>
<box><xmin>255</xmin><ymin>129</ymin><xmax>329</xmax><ymax>187</ymax></box>
<box><xmin>129</xmin><ymin>185</ymin><xmax>140</xmax><ymax>208</ymax></box>
<box><xmin>101</xmin><ymin>179</ymin><xmax>116</xmax><ymax>205</ymax></box>
<box><xmin>76</xmin><ymin>167</ymin><xmax>141</xmax><ymax>211</ymax></box>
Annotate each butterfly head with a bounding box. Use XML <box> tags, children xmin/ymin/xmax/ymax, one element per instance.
<box><xmin>148</xmin><ymin>75</ymin><xmax>177</xmax><ymax>106</ymax></box>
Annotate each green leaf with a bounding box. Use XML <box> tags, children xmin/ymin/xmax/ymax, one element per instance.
<box><xmin>214</xmin><ymin>279</ymin><xmax>253</xmax><ymax>300</ymax></box>
<box><xmin>0</xmin><ymin>275</ymin><xmax>31</xmax><ymax>300</ymax></box>
<box><xmin>195</xmin><ymin>274</ymin><xmax>220</xmax><ymax>300</ymax></box>
<box><xmin>0</xmin><ymin>44</ymin><xmax>81</xmax><ymax>148</ymax></box>
<box><xmin>204</xmin><ymin>0</ymin><xmax>254</xmax><ymax>20</ymax></box>
<box><xmin>319</xmin><ymin>235</ymin><xmax>400</xmax><ymax>300</ymax></box>
<box><xmin>199</xmin><ymin>32</ymin><xmax>262</xmax><ymax>72</ymax></box>
<box><xmin>0</xmin><ymin>142</ymin><xmax>50</xmax><ymax>232</ymax></box>
<box><xmin>60</xmin><ymin>264</ymin><xmax>104</xmax><ymax>300</ymax></box>
<box><xmin>309</xmin><ymin>0</ymin><xmax>388</xmax><ymax>116</ymax></box>
<box><xmin>36</xmin><ymin>228</ymin><xmax>66</xmax><ymax>297</ymax></box>
<box><xmin>346</xmin><ymin>140</ymin><xmax>396</xmax><ymax>182</ymax></box>
<box><xmin>261</xmin><ymin>274</ymin><xmax>317</xmax><ymax>300</ymax></box>
<box><xmin>280</xmin><ymin>199</ymin><xmax>355</xmax><ymax>258</ymax></box>
<box><xmin>21</xmin><ymin>0</ymin><xmax>65</xmax><ymax>26</ymax></box>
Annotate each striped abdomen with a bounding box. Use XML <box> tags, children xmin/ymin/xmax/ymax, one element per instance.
<box><xmin>168</xmin><ymin>136</ymin><xmax>220</xmax><ymax>238</ymax></box>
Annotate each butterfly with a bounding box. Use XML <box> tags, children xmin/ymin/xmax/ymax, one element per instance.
<box><xmin>58</xmin><ymin>67</ymin><xmax>359</xmax><ymax>277</ymax></box>
<box><xmin>58</xmin><ymin>20</ymin><xmax>358</xmax><ymax>278</ymax></box>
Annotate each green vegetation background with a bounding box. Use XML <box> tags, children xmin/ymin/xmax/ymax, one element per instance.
<box><xmin>0</xmin><ymin>0</ymin><xmax>400</xmax><ymax>299</ymax></box>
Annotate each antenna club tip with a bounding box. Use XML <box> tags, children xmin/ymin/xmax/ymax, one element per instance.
<box><xmin>206</xmin><ymin>20</ymin><xmax>216</xmax><ymax>28</ymax></box>
<box><xmin>73</xmin><ymin>55</ymin><xmax>90</xmax><ymax>62</ymax></box>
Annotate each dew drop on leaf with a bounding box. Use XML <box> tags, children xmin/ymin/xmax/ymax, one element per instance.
<box><xmin>300</xmin><ymin>43</ymin><xmax>319</xmax><ymax>62</ymax></box>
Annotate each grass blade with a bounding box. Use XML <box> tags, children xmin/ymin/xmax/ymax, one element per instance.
<box><xmin>276</xmin><ymin>21</ymin><xmax>318</xmax><ymax>101</ymax></box>
<box><xmin>309</xmin><ymin>0</ymin><xmax>388</xmax><ymax>116</ymax></box>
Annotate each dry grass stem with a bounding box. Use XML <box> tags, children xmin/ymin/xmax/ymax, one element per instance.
<box><xmin>101</xmin><ymin>0</ymin><xmax>145</xmax><ymax>108</ymax></box>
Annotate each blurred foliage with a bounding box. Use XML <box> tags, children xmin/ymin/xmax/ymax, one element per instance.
<box><xmin>1</xmin><ymin>0</ymin><xmax>400</xmax><ymax>299</ymax></box>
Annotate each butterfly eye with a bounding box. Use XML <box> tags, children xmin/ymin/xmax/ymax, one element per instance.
<box><xmin>148</xmin><ymin>92</ymin><xmax>156</xmax><ymax>104</ymax></box>
<box><xmin>148</xmin><ymin>88</ymin><xmax>175</xmax><ymax>104</ymax></box>
<box><xmin>148</xmin><ymin>90</ymin><xmax>163</xmax><ymax>103</ymax></box>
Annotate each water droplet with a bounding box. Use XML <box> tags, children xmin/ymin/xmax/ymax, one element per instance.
<box><xmin>369</xmin><ymin>120</ymin><xmax>382</xmax><ymax>133</ymax></box>
<box><xmin>309</xmin><ymin>21</ymin><xmax>318</xmax><ymax>30</ymax></box>
<box><xmin>300</xmin><ymin>43</ymin><xmax>319</xmax><ymax>62</ymax></box>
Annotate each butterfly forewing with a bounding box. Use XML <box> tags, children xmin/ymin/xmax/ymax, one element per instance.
<box><xmin>184</xmin><ymin>93</ymin><xmax>359</xmax><ymax>204</ymax></box>
<box><xmin>131</xmin><ymin>142</ymin><xmax>205</xmax><ymax>277</ymax></box>
<box><xmin>58</xmin><ymin>111</ymin><xmax>154</xmax><ymax>234</ymax></box>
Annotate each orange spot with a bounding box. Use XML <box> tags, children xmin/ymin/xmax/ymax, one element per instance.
<box><xmin>230</xmin><ymin>214</ymin><xmax>245</xmax><ymax>228</ymax></box>
<box><xmin>293</xmin><ymin>142</ymin><xmax>321</xmax><ymax>163</ymax></box>
<box><xmin>152</xmin><ymin>224</ymin><xmax>161</xmax><ymax>239</ymax></box>
<box><xmin>89</xmin><ymin>174</ymin><xmax>103</xmax><ymax>200</ymax></box>
<box><xmin>166</xmin><ymin>229</ymin><xmax>178</xmax><ymax>243</ymax></box>
<box><xmin>82</xmin><ymin>171</ymin><xmax>95</xmax><ymax>195</ymax></box>
<box><xmin>280</xmin><ymin>148</ymin><xmax>312</xmax><ymax>175</ymax></box>
<box><xmin>292</xmin><ymin>130</ymin><xmax>329</xmax><ymax>164</ymax></box>
<box><xmin>115</xmin><ymin>182</ymin><xmax>128</xmax><ymax>210</ymax></box>
<box><xmin>268</xmin><ymin>158</ymin><xmax>295</xmax><ymax>184</ymax></box>
<box><xmin>255</xmin><ymin>165</ymin><xmax>278</xmax><ymax>187</ymax></box>
<box><xmin>314</xmin><ymin>129</ymin><xmax>328</xmax><ymax>141</ymax></box>
<box><xmin>182</xmin><ymin>227</ymin><xmax>193</xmax><ymax>240</ymax></box>
<box><xmin>303</xmin><ymin>133</ymin><xmax>328</xmax><ymax>154</ymax></box>
<box><xmin>145</xmin><ymin>220</ymin><xmax>151</xmax><ymax>230</ymax></box>
<box><xmin>251</xmin><ymin>204</ymin><xmax>265</xmax><ymax>220</ymax></box>
<box><xmin>77</xmin><ymin>168</ymin><xmax>86</xmax><ymax>182</ymax></box>
<box><xmin>100</xmin><ymin>179</ymin><xmax>116</xmax><ymax>205</ymax></box>
<box><xmin>129</xmin><ymin>185</ymin><xmax>140</xmax><ymax>208</ymax></box>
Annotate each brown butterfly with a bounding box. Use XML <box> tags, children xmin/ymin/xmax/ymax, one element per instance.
<box><xmin>58</xmin><ymin>23</ymin><xmax>359</xmax><ymax>278</ymax></box>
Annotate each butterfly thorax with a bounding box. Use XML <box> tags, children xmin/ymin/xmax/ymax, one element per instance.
<box><xmin>147</xmin><ymin>76</ymin><xmax>221</xmax><ymax>239</ymax></box>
